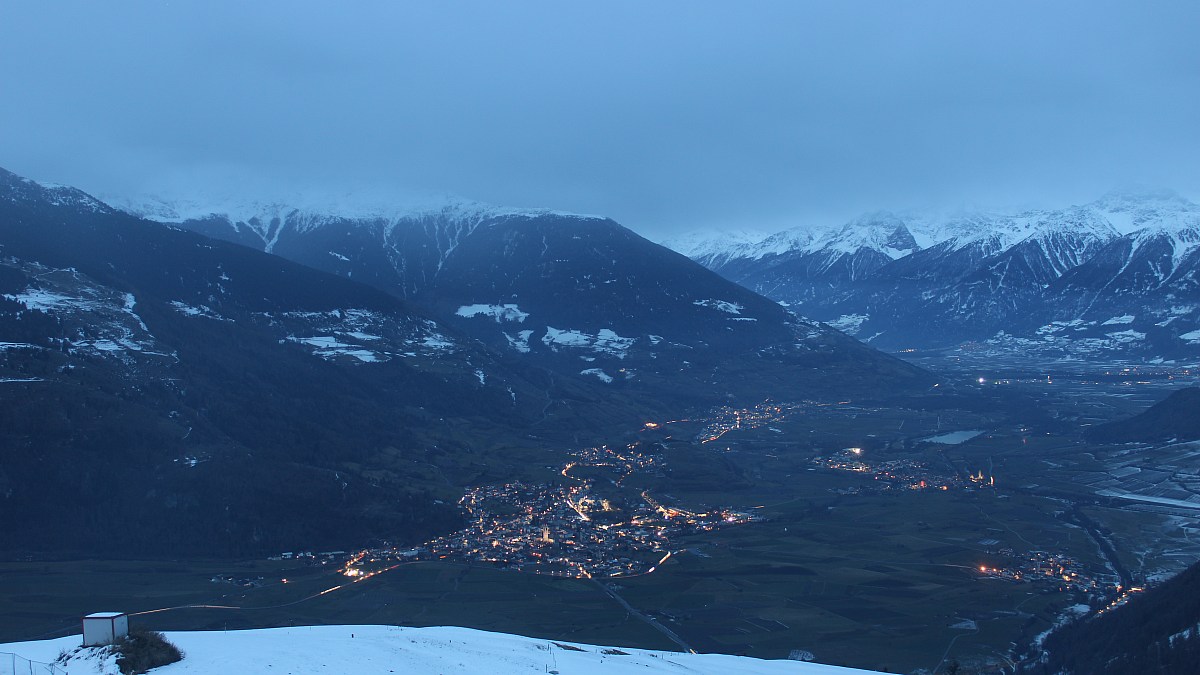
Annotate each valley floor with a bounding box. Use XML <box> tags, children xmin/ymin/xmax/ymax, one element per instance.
<box><xmin>4</xmin><ymin>357</ymin><xmax>1199</xmax><ymax>673</ymax></box>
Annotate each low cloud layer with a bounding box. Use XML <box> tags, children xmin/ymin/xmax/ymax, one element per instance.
<box><xmin>2</xmin><ymin>1</ymin><xmax>1197</xmax><ymax>237</ymax></box>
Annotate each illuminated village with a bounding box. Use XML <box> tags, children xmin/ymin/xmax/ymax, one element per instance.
<box><xmin>693</xmin><ymin>401</ymin><xmax>802</xmax><ymax>443</ymax></box>
<box><xmin>324</xmin><ymin>399</ymin><xmax>1128</xmax><ymax>622</ymax></box>
<box><xmin>340</xmin><ymin>442</ymin><xmax>757</xmax><ymax>579</ymax></box>
<box><xmin>814</xmin><ymin>446</ymin><xmax>971</xmax><ymax>493</ymax></box>
<box><xmin>977</xmin><ymin>549</ymin><xmax>1106</xmax><ymax>593</ymax></box>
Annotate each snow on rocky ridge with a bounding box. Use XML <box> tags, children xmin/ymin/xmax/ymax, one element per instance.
<box><xmin>107</xmin><ymin>191</ymin><xmax>604</xmax><ymax>234</ymax></box>
<box><xmin>663</xmin><ymin>190</ymin><xmax>1200</xmax><ymax>358</ymax></box>
<box><xmin>3</xmin><ymin>625</ymin><xmax>880</xmax><ymax>675</ymax></box>
<box><xmin>456</xmin><ymin>304</ymin><xmax>530</xmax><ymax>322</ymax></box>
<box><xmin>664</xmin><ymin>190</ymin><xmax>1200</xmax><ymax>264</ymax></box>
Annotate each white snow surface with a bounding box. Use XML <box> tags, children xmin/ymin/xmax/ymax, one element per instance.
<box><xmin>693</xmin><ymin>299</ymin><xmax>744</xmax><ymax>314</ymax></box>
<box><xmin>826</xmin><ymin>314</ymin><xmax>868</xmax><ymax>335</ymax></box>
<box><xmin>169</xmin><ymin>301</ymin><xmax>228</xmax><ymax>321</ymax></box>
<box><xmin>5</xmin><ymin>279</ymin><xmax>161</xmax><ymax>357</ymax></box>
<box><xmin>1105</xmin><ymin>330</ymin><xmax>1146</xmax><ymax>343</ymax></box>
<box><xmin>104</xmin><ymin>191</ymin><xmax>604</xmax><ymax>229</ymax></box>
<box><xmin>661</xmin><ymin>228</ymin><xmax>771</xmax><ymax>260</ymax></box>
<box><xmin>4</xmin><ymin>288</ymin><xmax>85</xmax><ymax>312</ymax></box>
<box><xmin>286</xmin><ymin>336</ymin><xmax>385</xmax><ymax>362</ymax></box>
<box><xmin>3</xmin><ymin>625</ymin><xmax>880</xmax><ymax>675</ymax></box>
<box><xmin>580</xmin><ymin>368</ymin><xmax>614</xmax><ymax>383</ymax></box>
<box><xmin>662</xmin><ymin>191</ymin><xmax>1200</xmax><ymax>266</ymax></box>
<box><xmin>504</xmin><ymin>329</ymin><xmax>534</xmax><ymax>353</ymax></box>
<box><xmin>593</xmin><ymin>329</ymin><xmax>636</xmax><ymax>356</ymax></box>
<box><xmin>542</xmin><ymin>327</ymin><xmax>636</xmax><ymax>357</ymax></box>
<box><xmin>456</xmin><ymin>304</ymin><xmax>530</xmax><ymax>323</ymax></box>
<box><xmin>807</xmin><ymin>212</ymin><xmax>918</xmax><ymax>259</ymax></box>
<box><xmin>542</xmin><ymin>326</ymin><xmax>592</xmax><ymax>347</ymax></box>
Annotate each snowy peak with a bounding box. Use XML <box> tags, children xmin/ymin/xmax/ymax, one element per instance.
<box><xmin>812</xmin><ymin>211</ymin><xmax>919</xmax><ymax>259</ymax></box>
<box><xmin>1003</xmin><ymin>209</ymin><xmax>1119</xmax><ymax>280</ymax></box>
<box><xmin>0</xmin><ymin>167</ymin><xmax>112</xmax><ymax>215</ymax></box>
<box><xmin>660</xmin><ymin>228</ymin><xmax>771</xmax><ymax>264</ymax></box>
<box><xmin>669</xmin><ymin>189</ymin><xmax>1200</xmax><ymax>359</ymax></box>
<box><xmin>106</xmin><ymin>191</ymin><xmax>610</xmax><ymax>265</ymax></box>
<box><xmin>1086</xmin><ymin>188</ymin><xmax>1200</xmax><ymax>235</ymax></box>
<box><xmin>1025</xmin><ymin>207</ymin><xmax>1119</xmax><ymax>239</ymax></box>
<box><xmin>107</xmin><ymin>191</ymin><xmax>605</xmax><ymax>230</ymax></box>
<box><xmin>749</xmin><ymin>226</ymin><xmax>821</xmax><ymax>259</ymax></box>
<box><xmin>666</xmin><ymin>190</ymin><xmax>1198</xmax><ymax>266</ymax></box>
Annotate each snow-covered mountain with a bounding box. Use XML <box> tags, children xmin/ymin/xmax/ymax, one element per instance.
<box><xmin>664</xmin><ymin>191</ymin><xmax>1200</xmax><ymax>361</ymax></box>
<box><xmin>4</xmin><ymin>166</ymin><xmax>598</xmax><ymax>557</ymax></box>
<box><xmin>106</xmin><ymin>191</ymin><xmax>601</xmax><ymax>257</ymax></box>
<box><xmin>3</xmin><ymin>624</ymin><xmax>881</xmax><ymax>674</ymax></box>
<box><xmin>2</xmin><ymin>165</ymin><xmax>931</xmax><ymax>554</ymax></box>
<box><xmin>110</xmin><ymin>188</ymin><xmax>929</xmax><ymax>403</ymax></box>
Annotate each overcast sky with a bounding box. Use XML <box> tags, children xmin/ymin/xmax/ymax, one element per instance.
<box><xmin>1</xmin><ymin>1</ymin><xmax>1197</xmax><ymax>238</ymax></box>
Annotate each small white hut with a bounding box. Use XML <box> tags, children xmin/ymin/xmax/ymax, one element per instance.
<box><xmin>82</xmin><ymin>612</ymin><xmax>129</xmax><ymax>646</ymax></box>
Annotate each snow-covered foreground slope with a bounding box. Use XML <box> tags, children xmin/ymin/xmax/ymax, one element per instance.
<box><xmin>3</xmin><ymin>625</ymin><xmax>881</xmax><ymax>674</ymax></box>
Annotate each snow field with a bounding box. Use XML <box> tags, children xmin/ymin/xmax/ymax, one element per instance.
<box><xmin>2</xmin><ymin>625</ymin><xmax>882</xmax><ymax>675</ymax></box>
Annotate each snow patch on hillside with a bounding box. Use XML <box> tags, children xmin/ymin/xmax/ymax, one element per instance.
<box><xmin>287</xmin><ymin>335</ymin><xmax>386</xmax><ymax>362</ymax></box>
<box><xmin>542</xmin><ymin>327</ymin><xmax>636</xmax><ymax>358</ymax></box>
<box><xmin>4</xmin><ymin>271</ymin><xmax>162</xmax><ymax>358</ymax></box>
<box><xmin>169</xmin><ymin>301</ymin><xmax>229</xmax><ymax>321</ymax></box>
<box><xmin>265</xmin><ymin>309</ymin><xmax>456</xmax><ymax>361</ymax></box>
<box><xmin>543</xmin><ymin>326</ymin><xmax>591</xmax><ymax>347</ymax></box>
<box><xmin>693</xmin><ymin>299</ymin><xmax>744</xmax><ymax>314</ymax></box>
<box><xmin>0</xmin><ymin>342</ymin><xmax>40</xmax><ymax>351</ymax></box>
<box><xmin>1105</xmin><ymin>330</ymin><xmax>1146</xmax><ymax>343</ymax></box>
<box><xmin>504</xmin><ymin>329</ymin><xmax>534</xmax><ymax>353</ymax></box>
<box><xmin>5</xmin><ymin>288</ymin><xmax>87</xmax><ymax>312</ymax></box>
<box><xmin>594</xmin><ymin>329</ymin><xmax>636</xmax><ymax>357</ymax></box>
<box><xmin>827</xmin><ymin>314</ymin><xmax>868</xmax><ymax>334</ymax></box>
<box><xmin>580</xmin><ymin>368</ymin><xmax>614</xmax><ymax>383</ymax></box>
<box><xmin>456</xmin><ymin>304</ymin><xmax>530</xmax><ymax>323</ymax></box>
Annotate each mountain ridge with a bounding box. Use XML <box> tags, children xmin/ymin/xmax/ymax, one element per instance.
<box><xmin>663</xmin><ymin>191</ymin><xmax>1200</xmax><ymax>360</ymax></box>
<box><xmin>99</xmin><ymin>178</ymin><xmax>930</xmax><ymax>403</ymax></box>
<box><xmin>1</xmin><ymin>166</ymin><xmax>930</xmax><ymax>557</ymax></box>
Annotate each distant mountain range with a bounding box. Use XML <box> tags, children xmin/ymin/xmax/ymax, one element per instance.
<box><xmin>665</xmin><ymin>191</ymin><xmax>1200</xmax><ymax>362</ymax></box>
<box><xmin>108</xmin><ymin>187</ymin><xmax>927</xmax><ymax>403</ymax></box>
<box><xmin>0</xmin><ymin>167</ymin><xmax>926</xmax><ymax>557</ymax></box>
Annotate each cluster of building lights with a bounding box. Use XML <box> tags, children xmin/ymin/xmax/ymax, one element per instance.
<box><xmin>815</xmin><ymin>448</ymin><xmax>967</xmax><ymax>493</ymax></box>
<box><xmin>337</xmin><ymin>443</ymin><xmax>755</xmax><ymax>580</ymax></box>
